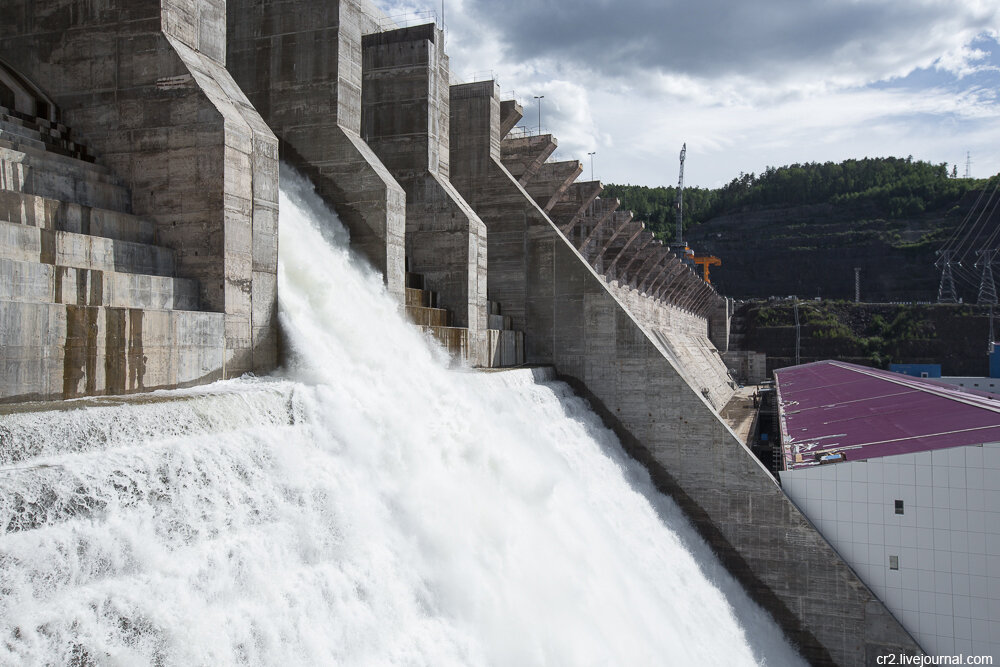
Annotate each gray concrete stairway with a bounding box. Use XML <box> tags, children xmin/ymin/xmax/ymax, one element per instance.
<box><xmin>405</xmin><ymin>268</ymin><xmax>470</xmax><ymax>360</ymax></box>
<box><xmin>405</xmin><ymin>262</ymin><xmax>524</xmax><ymax>367</ymax></box>
<box><xmin>0</xmin><ymin>103</ymin><xmax>224</xmax><ymax>402</ymax></box>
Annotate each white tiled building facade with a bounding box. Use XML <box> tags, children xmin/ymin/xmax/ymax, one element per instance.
<box><xmin>779</xmin><ymin>443</ymin><xmax>1000</xmax><ymax>659</ymax></box>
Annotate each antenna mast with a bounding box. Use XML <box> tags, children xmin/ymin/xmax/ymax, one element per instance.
<box><xmin>674</xmin><ymin>143</ymin><xmax>686</xmax><ymax>245</ymax></box>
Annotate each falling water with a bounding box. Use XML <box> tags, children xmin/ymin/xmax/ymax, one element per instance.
<box><xmin>0</xmin><ymin>168</ymin><xmax>804</xmax><ymax>665</ymax></box>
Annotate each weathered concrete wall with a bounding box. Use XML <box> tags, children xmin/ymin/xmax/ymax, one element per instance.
<box><xmin>606</xmin><ymin>278</ymin><xmax>734</xmax><ymax>410</ymax></box>
<box><xmin>226</xmin><ymin>0</ymin><xmax>406</xmax><ymax>302</ymax></box>
<box><xmin>708</xmin><ymin>297</ymin><xmax>732</xmax><ymax>353</ymax></box>
<box><xmin>0</xmin><ymin>0</ymin><xmax>279</xmax><ymax>377</ymax></box>
<box><xmin>363</xmin><ymin>24</ymin><xmax>488</xmax><ymax>364</ymax></box>
<box><xmin>448</xmin><ymin>80</ymin><xmax>550</xmax><ymax>352</ymax></box>
<box><xmin>2</xmin><ymin>300</ymin><xmax>224</xmax><ymax>400</ymax></box>
<box><xmin>448</xmin><ymin>79</ymin><xmax>919</xmax><ymax>665</ymax></box>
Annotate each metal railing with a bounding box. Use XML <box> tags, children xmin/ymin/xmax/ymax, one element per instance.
<box><xmin>374</xmin><ymin>10</ymin><xmax>439</xmax><ymax>32</ymax></box>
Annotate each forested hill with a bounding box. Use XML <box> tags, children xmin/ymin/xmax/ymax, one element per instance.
<box><xmin>603</xmin><ymin>157</ymin><xmax>998</xmax><ymax>302</ymax></box>
<box><xmin>603</xmin><ymin>157</ymin><xmax>988</xmax><ymax>239</ymax></box>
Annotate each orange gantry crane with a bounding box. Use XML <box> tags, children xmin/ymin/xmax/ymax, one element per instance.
<box><xmin>693</xmin><ymin>254</ymin><xmax>721</xmax><ymax>283</ymax></box>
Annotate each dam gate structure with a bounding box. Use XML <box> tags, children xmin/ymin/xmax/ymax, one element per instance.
<box><xmin>0</xmin><ymin>0</ymin><xmax>922</xmax><ymax>663</ymax></box>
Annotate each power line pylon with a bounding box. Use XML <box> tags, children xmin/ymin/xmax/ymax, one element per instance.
<box><xmin>937</xmin><ymin>250</ymin><xmax>958</xmax><ymax>303</ymax></box>
<box><xmin>977</xmin><ymin>249</ymin><xmax>998</xmax><ymax>305</ymax></box>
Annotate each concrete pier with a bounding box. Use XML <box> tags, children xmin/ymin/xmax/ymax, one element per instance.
<box><xmin>363</xmin><ymin>24</ymin><xmax>488</xmax><ymax>363</ymax></box>
<box><xmin>0</xmin><ymin>0</ymin><xmax>278</xmax><ymax>386</ymax></box>
<box><xmin>227</xmin><ymin>0</ymin><xmax>406</xmax><ymax>301</ymax></box>
<box><xmin>448</xmin><ymin>80</ymin><xmax>546</xmax><ymax>338</ymax></box>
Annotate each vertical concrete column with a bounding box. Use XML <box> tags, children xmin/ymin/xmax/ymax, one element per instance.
<box><xmin>448</xmin><ymin>80</ymin><xmax>530</xmax><ymax>333</ymax></box>
<box><xmin>0</xmin><ymin>0</ymin><xmax>280</xmax><ymax>377</ymax></box>
<box><xmin>707</xmin><ymin>296</ymin><xmax>731</xmax><ymax>351</ymax></box>
<box><xmin>362</xmin><ymin>24</ymin><xmax>488</xmax><ymax>361</ymax></box>
<box><xmin>227</xmin><ymin>0</ymin><xmax>406</xmax><ymax>303</ymax></box>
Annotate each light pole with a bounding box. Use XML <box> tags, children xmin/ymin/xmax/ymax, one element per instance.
<box><xmin>588</xmin><ymin>151</ymin><xmax>596</xmax><ymax>181</ymax></box>
<box><xmin>533</xmin><ymin>95</ymin><xmax>544</xmax><ymax>134</ymax></box>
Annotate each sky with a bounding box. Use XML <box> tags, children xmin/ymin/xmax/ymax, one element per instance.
<box><xmin>374</xmin><ymin>0</ymin><xmax>1000</xmax><ymax>188</ymax></box>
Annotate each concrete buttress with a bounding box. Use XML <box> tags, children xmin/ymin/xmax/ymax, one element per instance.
<box><xmin>362</xmin><ymin>24</ymin><xmax>488</xmax><ymax>364</ymax></box>
<box><xmin>226</xmin><ymin>0</ymin><xmax>406</xmax><ymax>303</ymax></box>
<box><xmin>0</xmin><ymin>0</ymin><xmax>280</xmax><ymax>379</ymax></box>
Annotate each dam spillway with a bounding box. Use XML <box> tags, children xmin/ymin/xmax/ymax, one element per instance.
<box><xmin>0</xmin><ymin>172</ymin><xmax>805</xmax><ymax>665</ymax></box>
<box><xmin>0</xmin><ymin>0</ymin><xmax>925</xmax><ymax>662</ymax></box>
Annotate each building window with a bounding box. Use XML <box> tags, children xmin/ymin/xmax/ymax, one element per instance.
<box><xmin>895</xmin><ymin>500</ymin><xmax>904</xmax><ymax>515</ymax></box>
<box><xmin>889</xmin><ymin>555</ymin><xmax>899</xmax><ymax>570</ymax></box>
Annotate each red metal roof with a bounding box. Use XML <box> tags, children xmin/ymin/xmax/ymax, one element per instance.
<box><xmin>775</xmin><ymin>360</ymin><xmax>1000</xmax><ymax>470</ymax></box>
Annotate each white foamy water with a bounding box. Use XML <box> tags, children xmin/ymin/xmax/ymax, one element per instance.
<box><xmin>0</xmin><ymin>168</ymin><xmax>804</xmax><ymax>666</ymax></box>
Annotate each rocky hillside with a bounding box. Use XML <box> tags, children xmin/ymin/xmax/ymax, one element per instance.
<box><xmin>684</xmin><ymin>196</ymin><xmax>981</xmax><ymax>302</ymax></box>
<box><xmin>607</xmin><ymin>158</ymin><xmax>997</xmax><ymax>302</ymax></box>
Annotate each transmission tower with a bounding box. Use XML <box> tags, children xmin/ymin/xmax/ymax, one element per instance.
<box><xmin>977</xmin><ymin>249</ymin><xmax>998</xmax><ymax>305</ymax></box>
<box><xmin>937</xmin><ymin>250</ymin><xmax>958</xmax><ymax>303</ymax></box>
<box><xmin>674</xmin><ymin>143</ymin><xmax>686</xmax><ymax>246</ymax></box>
<box><xmin>793</xmin><ymin>297</ymin><xmax>801</xmax><ymax>365</ymax></box>
<box><xmin>854</xmin><ymin>267</ymin><xmax>861</xmax><ymax>303</ymax></box>
<box><xmin>965</xmin><ymin>151</ymin><xmax>972</xmax><ymax>179</ymax></box>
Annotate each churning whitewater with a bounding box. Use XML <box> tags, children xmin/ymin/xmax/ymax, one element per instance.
<box><xmin>0</xmin><ymin>168</ymin><xmax>804</xmax><ymax>665</ymax></box>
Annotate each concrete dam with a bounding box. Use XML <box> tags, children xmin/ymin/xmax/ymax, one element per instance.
<box><xmin>0</xmin><ymin>0</ymin><xmax>921</xmax><ymax>664</ymax></box>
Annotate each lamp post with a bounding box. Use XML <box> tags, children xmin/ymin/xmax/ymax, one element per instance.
<box><xmin>588</xmin><ymin>151</ymin><xmax>596</xmax><ymax>181</ymax></box>
<box><xmin>533</xmin><ymin>95</ymin><xmax>544</xmax><ymax>134</ymax></box>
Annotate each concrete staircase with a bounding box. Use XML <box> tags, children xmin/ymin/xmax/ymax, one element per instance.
<box><xmin>405</xmin><ymin>263</ymin><xmax>524</xmax><ymax>367</ymax></box>
<box><xmin>0</xmin><ymin>103</ymin><xmax>224</xmax><ymax>402</ymax></box>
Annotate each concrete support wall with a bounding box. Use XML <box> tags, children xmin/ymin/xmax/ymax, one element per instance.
<box><xmin>605</xmin><ymin>278</ymin><xmax>734</xmax><ymax>410</ymax></box>
<box><xmin>448</xmin><ymin>81</ymin><xmax>550</xmax><ymax>349</ymax></box>
<box><xmin>0</xmin><ymin>0</ymin><xmax>279</xmax><ymax>377</ymax></box>
<box><xmin>363</xmin><ymin>24</ymin><xmax>488</xmax><ymax>363</ymax></box>
<box><xmin>448</xmin><ymin>79</ymin><xmax>918</xmax><ymax>666</ymax></box>
<box><xmin>226</xmin><ymin>0</ymin><xmax>405</xmax><ymax>302</ymax></box>
<box><xmin>708</xmin><ymin>297</ymin><xmax>732</xmax><ymax>353</ymax></box>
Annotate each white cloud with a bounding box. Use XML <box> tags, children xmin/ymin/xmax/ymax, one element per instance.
<box><xmin>375</xmin><ymin>0</ymin><xmax>1000</xmax><ymax>186</ymax></box>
